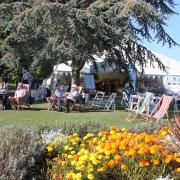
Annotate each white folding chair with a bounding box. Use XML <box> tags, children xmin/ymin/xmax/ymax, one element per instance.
<box><xmin>35</xmin><ymin>85</ymin><xmax>47</xmax><ymax>102</ymax></box>
<box><xmin>104</xmin><ymin>93</ymin><xmax>117</xmax><ymax>110</ymax></box>
<box><xmin>120</xmin><ymin>91</ymin><xmax>129</xmax><ymax>107</ymax></box>
<box><xmin>91</xmin><ymin>91</ymin><xmax>105</xmax><ymax>109</ymax></box>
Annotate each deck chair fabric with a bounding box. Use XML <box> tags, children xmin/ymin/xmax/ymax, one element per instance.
<box><xmin>143</xmin><ymin>95</ymin><xmax>173</xmax><ymax>121</ymax></box>
<box><xmin>91</xmin><ymin>91</ymin><xmax>105</xmax><ymax>109</ymax></box>
<box><xmin>126</xmin><ymin>92</ymin><xmax>153</xmax><ymax>121</ymax></box>
<box><xmin>104</xmin><ymin>93</ymin><xmax>117</xmax><ymax>110</ymax></box>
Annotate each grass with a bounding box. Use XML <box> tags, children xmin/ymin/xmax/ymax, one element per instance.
<box><xmin>0</xmin><ymin>103</ymin><xmax>143</xmax><ymax>129</ymax></box>
<box><xmin>7</xmin><ymin>81</ymin><xmax>16</xmax><ymax>90</ymax></box>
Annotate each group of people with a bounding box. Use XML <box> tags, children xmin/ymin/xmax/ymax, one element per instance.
<box><xmin>46</xmin><ymin>84</ymin><xmax>80</xmax><ymax>113</ymax></box>
<box><xmin>4</xmin><ymin>80</ymin><xmax>80</xmax><ymax>112</ymax></box>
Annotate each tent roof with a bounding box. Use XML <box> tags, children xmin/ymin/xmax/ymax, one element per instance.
<box><xmin>54</xmin><ymin>63</ymin><xmax>91</xmax><ymax>74</ymax></box>
<box><xmin>53</xmin><ymin>52</ymin><xmax>180</xmax><ymax>76</ymax></box>
<box><xmin>138</xmin><ymin>52</ymin><xmax>180</xmax><ymax>76</ymax></box>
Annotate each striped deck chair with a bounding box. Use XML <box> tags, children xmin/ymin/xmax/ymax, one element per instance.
<box><xmin>142</xmin><ymin>95</ymin><xmax>173</xmax><ymax>121</ymax></box>
<box><xmin>126</xmin><ymin>92</ymin><xmax>153</xmax><ymax>121</ymax></box>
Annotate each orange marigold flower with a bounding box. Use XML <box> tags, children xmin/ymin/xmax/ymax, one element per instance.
<box><xmin>164</xmin><ymin>155</ymin><xmax>173</xmax><ymax>164</ymax></box>
<box><xmin>152</xmin><ymin>159</ymin><xmax>160</xmax><ymax>165</ymax></box>
<box><xmin>52</xmin><ymin>174</ymin><xmax>58</xmax><ymax>180</ymax></box>
<box><xmin>114</xmin><ymin>154</ymin><xmax>122</xmax><ymax>163</ymax></box>
<box><xmin>139</xmin><ymin>158</ymin><xmax>149</xmax><ymax>167</ymax></box>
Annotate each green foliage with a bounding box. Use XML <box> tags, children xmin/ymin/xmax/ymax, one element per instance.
<box><xmin>0</xmin><ymin>0</ymin><xmax>178</xmax><ymax>82</ymax></box>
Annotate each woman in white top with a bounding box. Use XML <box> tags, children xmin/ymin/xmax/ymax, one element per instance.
<box><xmin>8</xmin><ymin>83</ymin><xmax>27</xmax><ymax>110</ymax></box>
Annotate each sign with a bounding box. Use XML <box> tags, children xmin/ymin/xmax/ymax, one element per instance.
<box><xmin>85</xmin><ymin>75</ymin><xmax>95</xmax><ymax>89</ymax></box>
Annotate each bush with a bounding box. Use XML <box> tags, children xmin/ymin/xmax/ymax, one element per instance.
<box><xmin>0</xmin><ymin>128</ymin><xmax>47</xmax><ymax>180</ymax></box>
<box><xmin>129</xmin><ymin>119</ymin><xmax>169</xmax><ymax>134</ymax></box>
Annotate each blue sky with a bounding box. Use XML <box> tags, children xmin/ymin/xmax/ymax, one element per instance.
<box><xmin>143</xmin><ymin>3</ymin><xmax>180</xmax><ymax>61</ymax></box>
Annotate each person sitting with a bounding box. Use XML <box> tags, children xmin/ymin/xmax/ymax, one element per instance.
<box><xmin>123</xmin><ymin>82</ymin><xmax>133</xmax><ymax>100</ymax></box>
<box><xmin>64</xmin><ymin>84</ymin><xmax>79</xmax><ymax>113</ymax></box>
<box><xmin>0</xmin><ymin>78</ymin><xmax>5</xmax><ymax>93</ymax></box>
<box><xmin>46</xmin><ymin>85</ymin><xmax>66</xmax><ymax>111</ymax></box>
<box><xmin>8</xmin><ymin>83</ymin><xmax>27</xmax><ymax>110</ymax></box>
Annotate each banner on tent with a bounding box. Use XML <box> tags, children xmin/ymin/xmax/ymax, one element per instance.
<box><xmin>85</xmin><ymin>75</ymin><xmax>95</xmax><ymax>89</ymax></box>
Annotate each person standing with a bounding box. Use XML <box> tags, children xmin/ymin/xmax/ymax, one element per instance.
<box><xmin>22</xmin><ymin>69</ymin><xmax>30</xmax><ymax>84</ymax></box>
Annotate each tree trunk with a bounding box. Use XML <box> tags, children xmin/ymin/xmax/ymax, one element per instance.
<box><xmin>71</xmin><ymin>68</ymin><xmax>81</xmax><ymax>86</ymax></box>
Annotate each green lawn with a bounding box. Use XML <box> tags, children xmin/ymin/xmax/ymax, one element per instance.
<box><xmin>0</xmin><ymin>103</ymin><xmax>143</xmax><ymax>129</ymax></box>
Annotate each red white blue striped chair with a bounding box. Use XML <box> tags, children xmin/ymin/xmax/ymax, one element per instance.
<box><xmin>142</xmin><ymin>95</ymin><xmax>173</xmax><ymax>121</ymax></box>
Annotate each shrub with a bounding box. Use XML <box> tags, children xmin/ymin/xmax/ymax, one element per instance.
<box><xmin>129</xmin><ymin>119</ymin><xmax>169</xmax><ymax>134</ymax></box>
<box><xmin>0</xmin><ymin>128</ymin><xmax>47</xmax><ymax>180</ymax></box>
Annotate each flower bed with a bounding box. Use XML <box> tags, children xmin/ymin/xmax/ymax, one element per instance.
<box><xmin>46</xmin><ymin>127</ymin><xmax>180</xmax><ymax>180</ymax></box>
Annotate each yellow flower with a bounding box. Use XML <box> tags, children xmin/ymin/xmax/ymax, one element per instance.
<box><xmin>47</xmin><ymin>146</ymin><xmax>53</xmax><ymax>152</ymax></box>
<box><xmin>52</xmin><ymin>157</ymin><xmax>58</xmax><ymax>161</ymax></box>
<box><xmin>121</xmin><ymin>128</ymin><xmax>127</xmax><ymax>132</ymax></box>
<box><xmin>162</xmin><ymin>139</ymin><xmax>168</xmax><ymax>144</ymax></box>
<box><xmin>97</xmin><ymin>154</ymin><xmax>103</xmax><ymax>160</ymax></box>
<box><xmin>75</xmin><ymin>173</ymin><xmax>82</xmax><ymax>180</ymax></box>
<box><xmin>97</xmin><ymin>167</ymin><xmax>106</xmax><ymax>172</ymax></box>
<box><xmin>176</xmin><ymin>167</ymin><xmax>180</xmax><ymax>172</ymax></box>
<box><xmin>105</xmin><ymin>151</ymin><xmax>110</xmax><ymax>156</ymax></box>
<box><xmin>66</xmin><ymin>172</ymin><xmax>75</xmax><ymax>180</ymax></box>
<box><xmin>73</xmin><ymin>133</ymin><xmax>78</xmax><ymax>137</ymax></box>
<box><xmin>68</xmin><ymin>155</ymin><xmax>73</xmax><ymax>159</ymax></box>
<box><xmin>87</xmin><ymin>173</ymin><xmax>94</xmax><ymax>180</ymax></box>
<box><xmin>71</xmin><ymin>151</ymin><xmax>76</xmax><ymax>155</ymax></box>
<box><xmin>121</xmin><ymin>164</ymin><xmax>127</xmax><ymax>170</ymax></box>
<box><xmin>64</xmin><ymin>145</ymin><xmax>70</xmax><ymax>151</ymax></box>
<box><xmin>160</xmin><ymin>130</ymin><xmax>167</xmax><ymax>136</ymax></box>
<box><xmin>87</xmin><ymin>133</ymin><xmax>95</xmax><ymax>137</ymax></box>
<box><xmin>164</xmin><ymin>155</ymin><xmax>173</xmax><ymax>164</ymax></box>
<box><xmin>152</xmin><ymin>159</ymin><xmax>160</xmax><ymax>165</ymax></box>
<box><xmin>175</xmin><ymin>158</ymin><xmax>180</xmax><ymax>163</ymax></box>
<box><xmin>150</xmin><ymin>146</ymin><xmax>157</xmax><ymax>154</ymax></box>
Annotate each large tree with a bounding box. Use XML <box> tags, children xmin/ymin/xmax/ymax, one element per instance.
<box><xmin>0</xmin><ymin>0</ymin><xmax>178</xmax><ymax>83</ymax></box>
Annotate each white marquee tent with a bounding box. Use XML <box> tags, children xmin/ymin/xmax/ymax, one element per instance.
<box><xmin>138</xmin><ymin>52</ymin><xmax>180</xmax><ymax>76</ymax></box>
<box><xmin>53</xmin><ymin>52</ymin><xmax>180</xmax><ymax>93</ymax></box>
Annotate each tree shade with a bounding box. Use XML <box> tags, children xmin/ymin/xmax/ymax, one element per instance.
<box><xmin>0</xmin><ymin>0</ymin><xmax>178</xmax><ymax>83</ymax></box>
